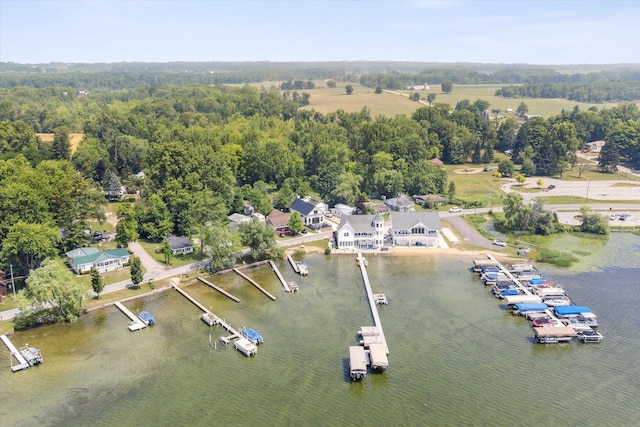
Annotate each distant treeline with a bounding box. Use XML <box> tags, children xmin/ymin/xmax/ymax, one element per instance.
<box><xmin>494</xmin><ymin>81</ymin><xmax>640</xmax><ymax>103</ymax></box>
<box><xmin>2</xmin><ymin>62</ymin><xmax>640</xmax><ymax>101</ymax></box>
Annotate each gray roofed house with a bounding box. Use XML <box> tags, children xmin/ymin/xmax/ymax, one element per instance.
<box><xmin>166</xmin><ymin>236</ymin><xmax>194</xmax><ymax>255</ymax></box>
<box><xmin>227</xmin><ymin>213</ymin><xmax>252</xmax><ymax>229</ymax></box>
<box><xmin>413</xmin><ymin>194</ymin><xmax>445</xmax><ymax>206</ymax></box>
<box><xmin>384</xmin><ymin>195</ymin><xmax>415</xmax><ymax>212</ymax></box>
<box><xmin>334</xmin><ymin>213</ymin><xmax>385</xmax><ymax>249</ymax></box>
<box><xmin>390</xmin><ymin>212</ymin><xmax>441</xmax><ymax>247</ymax></box>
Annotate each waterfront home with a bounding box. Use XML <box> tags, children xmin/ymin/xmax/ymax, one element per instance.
<box><xmin>389</xmin><ymin>212</ymin><xmax>441</xmax><ymax>247</ymax></box>
<box><xmin>334</xmin><ymin>213</ymin><xmax>385</xmax><ymax>249</ymax></box>
<box><xmin>290</xmin><ymin>197</ymin><xmax>326</xmax><ymax>229</ymax></box>
<box><xmin>166</xmin><ymin>235</ymin><xmax>194</xmax><ymax>255</ymax></box>
<box><xmin>65</xmin><ymin>247</ymin><xmax>131</xmax><ymax>274</ymax></box>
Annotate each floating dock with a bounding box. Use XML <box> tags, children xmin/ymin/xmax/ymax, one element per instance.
<box><xmin>114</xmin><ymin>301</ymin><xmax>147</xmax><ymax>331</ymax></box>
<box><xmin>197</xmin><ymin>277</ymin><xmax>241</xmax><ymax>302</ymax></box>
<box><xmin>233</xmin><ymin>268</ymin><xmax>277</xmax><ymax>301</ymax></box>
<box><xmin>1</xmin><ymin>334</ymin><xmax>30</xmax><ymax>372</ymax></box>
<box><xmin>475</xmin><ymin>254</ymin><xmax>602</xmax><ymax>344</ymax></box>
<box><xmin>269</xmin><ymin>260</ymin><xmax>298</xmax><ymax>292</ymax></box>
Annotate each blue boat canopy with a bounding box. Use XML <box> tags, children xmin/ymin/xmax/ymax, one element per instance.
<box><xmin>515</xmin><ymin>303</ymin><xmax>549</xmax><ymax>312</ymax></box>
<box><xmin>501</xmin><ymin>289</ymin><xmax>521</xmax><ymax>296</ymax></box>
<box><xmin>555</xmin><ymin>306</ymin><xmax>592</xmax><ymax>316</ymax></box>
<box><xmin>529</xmin><ymin>278</ymin><xmax>543</xmax><ymax>284</ymax></box>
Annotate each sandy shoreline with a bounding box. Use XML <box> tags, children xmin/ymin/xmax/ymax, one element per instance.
<box><xmin>293</xmin><ymin>245</ymin><xmax>521</xmax><ymax>262</ymax></box>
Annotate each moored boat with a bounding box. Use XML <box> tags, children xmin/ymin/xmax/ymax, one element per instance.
<box><xmin>138</xmin><ymin>311</ymin><xmax>155</xmax><ymax>325</ymax></box>
<box><xmin>20</xmin><ymin>344</ymin><xmax>43</xmax><ymax>366</ymax></box>
<box><xmin>533</xmin><ymin>327</ymin><xmax>577</xmax><ymax>344</ymax></box>
<box><xmin>241</xmin><ymin>327</ymin><xmax>264</xmax><ymax>345</ymax></box>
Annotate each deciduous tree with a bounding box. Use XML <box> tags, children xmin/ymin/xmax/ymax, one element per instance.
<box><xmin>130</xmin><ymin>255</ymin><xmax>143</xmax><ymax>287</ymax></box>
<box><xmin>90</xmin><ymin>268</ymin><xmax>104</xmax><ymax>299</ymax></box>
<box><xmin>25</xmin><ymin>258</ymin><xmax>86</xmax><ymax>323</ymax></box>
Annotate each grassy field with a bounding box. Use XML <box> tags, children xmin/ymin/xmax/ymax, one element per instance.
<box><xmin>293</xmin><ymin>82</ymin><xmax>628</xmax><ymax>119</ymax></box>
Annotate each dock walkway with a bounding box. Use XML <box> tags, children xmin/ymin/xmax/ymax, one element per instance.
<box><xmin>287</xmin><ymin>254</ymin><xmax>308</xmax><ymax>275</ymax></box>
<box><xmin>0</xmin><ymin>334</ymin><xmax>30</xmax><ymax>372</ymax></box>
<box><xmin>270</xmin><ymin>261</ymin><xmax>294</xmax><ymax>292</ymax></box>
<box><xmin>197</xmin><ymin>277</ymin><xmax>241</xmax><ymax>302</ymax></box>
<box><xmin>485</xmin><ymin>254</ymin><xmax>563</xmax><ymax>324</ymax></box>
<box><xmin>232</xmin><ymin>268</ymin><xmax>277</xmax><ymax>301</ymax></box>
<box><xmin>171</xmin><ymin>283</ymin><xmax>241</xmax><ymax>343</ymax></box>
<box><xmin>114</xmin><ymin>301</ymin><xmax>147</xmax><ymax>331</ymax></box>
<box><xmin>356</xmin><ymin>253</ymin><xmax>389</xmax><ymax>358</ymax></box>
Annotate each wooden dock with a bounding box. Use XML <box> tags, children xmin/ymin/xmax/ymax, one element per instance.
<box><xmin>0</xmin><ymin>334</ymin><xmax>30</xmax><ymax>372</ymax></box>
<box><xmin>114</xmin><ymin>301</ymin><xmax>147</xmax><ymax>331</ymax></box>
<box><xmin>287</xmin><ymin>254</ymin><xmax>300</xmax><ymax>273</ymax></box>
<box><xmin>356</xmin><ymin>253</ymin><xmax>389</xmax><ymax>356</ymax></box>
<box><xmin>269</xmin><ymin>260</ymin><xmax>294</xmax><ymax>292</ymax></box>
<box><xmin>197</xmin><ymin>277</ymin><xmax>241</xmax><ymax>302</ymax></box>
<box><xmin>287</xmin><ymin>254</ymin><xmax>308</xmax><ymax>275</ymax></box>
<box><xmin>171</xmin><ymin>283</ymin><xmax>241</xmax><ymax>344</ymax></box>
<box><xmin>232</xmin><ymin>268</ymin><xmax>277</xmax><ymax>301</ymax></box>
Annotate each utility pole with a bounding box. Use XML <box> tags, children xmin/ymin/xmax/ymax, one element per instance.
<box><xmin>585</xmin><ymin>180</ymin><xmax>590</xmax><ymax>204</ymax></box>
<box><xmin>9</xmin><ymin>263</ymin><xmax>16</xmax><ymax>298</ymax></box>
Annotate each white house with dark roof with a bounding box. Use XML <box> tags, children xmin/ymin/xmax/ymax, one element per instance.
<box><xmin>334</xmin><ymin>213</ymin><xmax>385</xmax><ymax>249</ymax></box>
<box><xmin>290</xmin><ymin>197</ymin><xmax>326</xmax><ymax>229</ymax></box>
<box><xmin>166</xmin><ymin>236</ymin><xmax>194</xmax><ymax>255</ymax></box>
<box><xmin>389</xmin><ymin>212</ymin><xmax>441</xmax><ymax>247</ymax></box>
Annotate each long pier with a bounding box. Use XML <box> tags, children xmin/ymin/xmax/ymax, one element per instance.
<box><xmin>233</xmin><ymin>268</ymin><xmax>277</xmax><ymax>301</ymax></box>
<box><xmin>0</xmin><ymin>334</ymin><xmax>30</xmax><ymax>372</ymax></box>
<box><xmin>171</xmin><ymin>283</ymin><xmax>241</xmax><ymax>342</ymax></box>
<box><xmin>356</xmin><ymin>253</ymin><xmax>389</xmax><ymax>355</ymax></box>
<box><xmin>114</xmin><ymin>301</ymin><xmax>147</xmax><ymax>331</ymax></box>
<box><xmin>269</xmin><ymin>260</ymin><xmax>291</xmax><ymax>292</ymax></box>
<box><xmin>197</xmin><ymin>277</ymin><xmax>241</xmax><ymax>302</ymax></box>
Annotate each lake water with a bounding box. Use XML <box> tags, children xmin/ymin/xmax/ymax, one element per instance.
<box><xmin>2</xmin><ymin>234</ymin><xmax>639</xmax><ymax>426</ymax></box>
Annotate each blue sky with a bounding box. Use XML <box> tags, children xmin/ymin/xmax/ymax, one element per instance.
<box><xmin>1</xmin><ymin>1</ymin><xmax>639</xmax><ymax>64</ymax></box>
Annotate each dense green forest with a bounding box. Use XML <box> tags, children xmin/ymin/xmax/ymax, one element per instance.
<box><xmin>1</xmin><ymin>69</ymin><xmax>639</xmax><ymax>278</ymax></box>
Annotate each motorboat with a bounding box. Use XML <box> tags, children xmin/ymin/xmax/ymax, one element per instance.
<box><xmin>138</xmin><ymin>311</ymin><xmax>156</xmax><ymax>325</ymax></box>
<box><xmin>241</xmin><ymin>328</ymin><xmax>264</xmax><ymax>345</ymax></box>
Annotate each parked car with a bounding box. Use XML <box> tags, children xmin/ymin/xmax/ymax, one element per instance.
<box><xmin>609</xmin><ymin>214</ymin><xmax>617</xmax><ymax>220</ymax></box>
<box><xmin>547</xmin><ymin>184</ymin><xmax>556</xmax><ymax>190</ymax></box>
<box><xmin>483</xmin><ymin>165</ymin><xmax>493</xmax><ymax>172</ymax></box>
<box><xmin>301</xmin><ymin>229</ymin><xmax>308</xmax><ymax>234</ymax></box>
<box><xmin>619</xmin><ymin>213</ymin><xmax>629</xmax><ymax>221</ymax></box>
<box><xmin>449</xmin><ymin>207</ymin><xmax>462</xmax><ymax>213</ymax></box>
<box><xmin>492</xmin><ymin>239</ymin><xmax>507</xmax><ymax>247</ymax></box>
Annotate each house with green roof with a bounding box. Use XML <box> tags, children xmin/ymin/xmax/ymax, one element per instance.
<box><xmin>65</xmin><ymin>247</ymin><xmax>131</xmax><ymax>274</ymax></box>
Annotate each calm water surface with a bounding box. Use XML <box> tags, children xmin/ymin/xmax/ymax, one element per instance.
<box><xmin>2</xmin><ymin>234</ymin><xmax>639</xmax><ymax>426</ymax></box>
